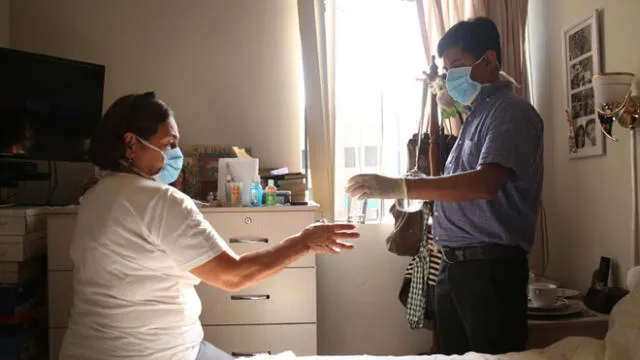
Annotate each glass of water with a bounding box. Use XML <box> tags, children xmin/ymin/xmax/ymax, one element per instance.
<box><xmin>396</xmin><ymin>168</ymin><xmax>428</xmax><ymax>212</ymax></box>
<box><xmin>347</xmin><ymin>197</ymin><xmax>368</xmax><ymax>224</ymax></box>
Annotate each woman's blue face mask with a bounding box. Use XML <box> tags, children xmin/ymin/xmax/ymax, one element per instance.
<box><xmin>136</xmin><ymin>137</ymin><xmax>184</xmax><ymax>184</ymax></box>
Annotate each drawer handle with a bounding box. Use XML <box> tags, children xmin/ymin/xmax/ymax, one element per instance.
<box><xmin>229</xmin><ymin>237</ymin><xmax>268</xmax><ymax>244</ymax></box>
<box><xmin>232</xmin><ymin>351</ymin><xmax>271</xmax><ymax>357</ymax></box>
<box><xmin>230</xmin><ymin>294</ymin><xmax>270</xmax><ymax>301</ymax></box>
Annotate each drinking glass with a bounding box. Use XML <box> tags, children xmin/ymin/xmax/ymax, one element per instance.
<box><xmin>396</xmin><ymin>169</ymin><xmax>427</xmax><ymax>212</ymax></box>
<box><xmin>347</xmin><ymin>197</ymin><xmax>368</xmax><ymax>224</ymax></box>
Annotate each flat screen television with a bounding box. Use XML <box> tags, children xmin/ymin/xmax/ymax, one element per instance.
<box><xmin>0</xmin><ymin>47</ymin><xmax>105</xmax><ymax>162</ymax></box>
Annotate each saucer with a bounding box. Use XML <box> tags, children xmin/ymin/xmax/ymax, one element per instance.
<box><xmin>528</xmin><ymin>300</ymin><xmax>584</xmax><ymax>317</ymax></box>
<box><xmin>528</xmin><ymin>298</ymin><xmax>569</xmax><ymax>311</ymax></box>
<box><xmin>556</xmin><ymin>288</ymin><xmax>581</xmax><ymax>298</ymax></box>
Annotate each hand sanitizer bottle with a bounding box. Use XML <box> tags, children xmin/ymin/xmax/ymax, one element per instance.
<box><xmin>265</xmin><ymin>179</ymin><xmax>278</xmax><ymax>206</ymax></box>
<box><xmin>250</xmin><ymin>176</ymin><xmax>263</xmax><ymax>207</ymax></box>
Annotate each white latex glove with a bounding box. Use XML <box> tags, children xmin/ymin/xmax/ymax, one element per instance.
<box><xmin>346</xmin><ymin>174</ymin><xmax>407</xmax><ymax>200</ymax></box>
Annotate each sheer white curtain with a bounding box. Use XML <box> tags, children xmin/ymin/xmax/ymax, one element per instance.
<box><xmin>298</xmin><ymin>0</ymin><xmax>335</xmax><ymax>220</ymax></box>
<box><xmin>330</xmin><ymin>0</ymin><xmax>427</xmax><ymax>223</ymax></box>
<box><xmin>299</xmin><ymin>0</ymin><xmax>427</xmax><ymax>223</ymax></box>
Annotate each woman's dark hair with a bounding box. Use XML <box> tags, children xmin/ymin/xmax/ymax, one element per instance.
<box><xmin>88</xmin><ymin>91</ymin><xmax>173</xmax><ymax>171</ymax></box>
<box><xmin>437</xmin><ymin>17</ymin><xmax>502</xmax><ymax>68</ymax></box>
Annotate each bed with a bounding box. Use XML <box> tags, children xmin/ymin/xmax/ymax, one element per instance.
<box><xmin>242</xmin><ymin>276</ymin><xmax>640</xmax><ymax>360</ymax></box>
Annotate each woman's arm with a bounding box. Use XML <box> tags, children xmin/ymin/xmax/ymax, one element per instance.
<box><xmin>190</xmin><ymin>222</ymin><xmax>358</xmax><ymax>291</ymax></box>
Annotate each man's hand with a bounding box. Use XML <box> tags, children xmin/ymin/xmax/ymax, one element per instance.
<box><xmin>346</xmin><ymin>174</ymin><xmax>407</xmax><ymax>200</ymax></box>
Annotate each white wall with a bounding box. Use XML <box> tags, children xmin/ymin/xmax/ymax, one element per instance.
<box><xmin>9</xmin><ymin>0</ymin><xmax>303</xmax><ymax>205</ymax></box>
<box><xmin>528</xmin><ymin>0</ymin><xmax>640</xmax><ymax>292</ymax></box>
<box><xmin>0</xmin><ymin>0</ymin><xmax>8</xmax><ymax>46</ymax></box>
<box><xmin>9</xmin><ymin>0</ymin><xmax>302</xmax><ymax>170</ymax></box>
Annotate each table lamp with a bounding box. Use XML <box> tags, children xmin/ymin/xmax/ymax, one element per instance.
<box><xmin>593</xmin><ymin>72</ymin><xmax>638</xmax><ymax>141</ymax></box>
<box><xmin>593</xmin><ymin>72</ymin><xmax>640</xmax><ymax>267</ymax></box>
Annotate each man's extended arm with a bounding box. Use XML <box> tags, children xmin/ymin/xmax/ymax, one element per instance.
<box><xmin>405</xmin><ymin>163</ymin><xmax>511</xmax><ymax>202</ymax></box>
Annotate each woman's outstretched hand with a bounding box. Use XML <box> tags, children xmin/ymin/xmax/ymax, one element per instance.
<box><xmin>296</xmin><ymin>220</ymin><xmax>360</xmax><ymax>254</ymax></box>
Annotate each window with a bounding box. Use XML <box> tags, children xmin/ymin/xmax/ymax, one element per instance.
<box><xmin>332</xmin><ymin>0</ymin><xmax>425</xmax><ymax>223</ymax></box>
<box><xmin>344</xmin><ymin>147</ymin><xmax>357</xmax><ymax>168</ymax></box>
<box><xmin>364</xmin><ymin>146</ymin><xmax>379</xmax><ymax>167</ymax></box>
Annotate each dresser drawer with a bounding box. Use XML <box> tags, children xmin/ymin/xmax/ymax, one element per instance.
<box><xmin>50</xmin><ymin>325</ymin><xmax>317</xmax><ymax>360</ymax></box>
<box><xmin>197</xmin><ymin>268</ymin><xmax>316</xmax><ymax>325</ymax></box>
<box><xmin>0</xmin><ymin>208</ymin><xmax>46</xmax><ymax>235</ymax></box>
<box><xmin>47</xmin><ymin>215</ymin><xmax>76</xmax><ymax>271</ymax></box>
<box><xmin>203</xmin><ymin>324</ymin><xmax>317</xmax><ymax>356</ymax></box>
<box><xmin>47</xmin><ymin>269</ymin><xmax>317</xmax><ymax>328</ymax></box>
<box><xmin>48</xmin><ymin>271</ymin><xmax>73</xmax><ymax>328</ymax></box>
<box><xmin>0</xmin><ymin>232</ymin><xmax>46</xmax><ymax>262</ymax></box>
<box><xmin>204</xmin><ymin>211</ymin><xmax>316</xmax><ymax>267</ymax></box>
<box><xmin>49</xmin><ymin>328</ymin><xmax>66</xmax><ymax>360</ymax></box>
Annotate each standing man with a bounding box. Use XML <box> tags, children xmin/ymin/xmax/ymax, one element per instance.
<box><xmin>347</xmin><ymin>17</ymin><xmax>543</xmax><ymax>355</ymax></box>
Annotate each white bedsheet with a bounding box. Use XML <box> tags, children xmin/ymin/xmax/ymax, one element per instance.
<box><xmin>242</xmin><ymin>337</ymin><xmax>603</xmax><ymax>360</ymax></box>
<box><xmin>241</xmin><ymin>283</ymin><xmax>640</xmax><ymax>360</ymax></box>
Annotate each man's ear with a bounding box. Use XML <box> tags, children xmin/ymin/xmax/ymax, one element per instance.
<box><xmin>483</xmin><ymin>50</ymin><xmax>499</xmax><ymax>70</ymax></box>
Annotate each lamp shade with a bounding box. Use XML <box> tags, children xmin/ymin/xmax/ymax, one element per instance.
<box><xmin>593</xmin><ymin>72</ymin><xmax>635</xmax><ymax>106</ymax></box>
<box><xmin>628</xmin><ymin>266</ymin><xmax>640</xmax><ymax>290</ymax></box>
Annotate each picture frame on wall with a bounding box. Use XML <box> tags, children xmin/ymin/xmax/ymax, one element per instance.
<box><xmin>562</xmin><ymin>9</ymin><xmax>603</xmax><ymax>159</ymax></box>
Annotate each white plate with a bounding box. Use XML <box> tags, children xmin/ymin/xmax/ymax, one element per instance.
<box><xmin>527</xmin><ymin>301</ymin><xmax>585</xmax><ymax>317</ymax></box>
<box><xmin>528</xmin><ymin>298</ymin><xmax>569</xmax><ymax>311</ymax></box>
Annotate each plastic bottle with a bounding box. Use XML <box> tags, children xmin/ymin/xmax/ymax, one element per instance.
<box><xmin>225</xmin><ymin>175</ymin><xmax>232</xmax><ymax>204</ymax></box>
<box><xmin>249</xmin><ymin>176</ymin><xmax>263</xmax><ymax>207</ymax></box>
<box><xmin>264</xmin><ymin>179</ymin><xmax>278</xmax><ymax>206</ymax></box>
<box><xmin>230</xmin><ymin>182</ymin><xmax>242</xmax><ymax>206</ymax></box>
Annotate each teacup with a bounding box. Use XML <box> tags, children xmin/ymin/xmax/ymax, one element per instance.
<box><xmin>528</xmin><ymin>282</ymin><xmax>558</xmax><ymax>308</ymax></box>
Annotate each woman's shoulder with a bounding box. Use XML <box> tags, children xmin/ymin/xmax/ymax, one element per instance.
<box><xmin>83</xmin><ymin>172</ymin><xmax>190</xmax><ymax>206</ymax></box>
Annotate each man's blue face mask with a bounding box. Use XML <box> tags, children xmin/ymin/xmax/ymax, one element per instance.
<box><xmin>136</xmin><ymin>137</ymin><xmax>184</xmax><ymax>184</ymax></box>
<box><xmin>445</xmin><ymin>56</ymin><xmax>485</xmax><ymax>106</ymax></box>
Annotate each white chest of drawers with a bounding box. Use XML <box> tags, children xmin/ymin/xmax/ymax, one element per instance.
<box><xmin>46</xmin><ymin>204</ymin><xmax>319</xmax><ymax>359</ymax></box>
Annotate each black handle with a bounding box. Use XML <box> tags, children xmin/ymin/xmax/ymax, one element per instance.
<box><xmin>596</xmin><ymin>256</ymin><xmax>611</xmax><ymax>287</ymax></box>
<box><xmin>230</xmin><ymin>294</ymin><xmax>270</xmax><ymax>301</ymax></box>
<box><xmin>232</xmin><ymin>351</ymin><xmax>271</xmax><ymax>357</ymax></box>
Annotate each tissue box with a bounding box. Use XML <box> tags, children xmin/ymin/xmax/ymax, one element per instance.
<box><xmin>217</xmin><ymin>158</ymin><xmax>259</xmax><ymax>206</ymax></box>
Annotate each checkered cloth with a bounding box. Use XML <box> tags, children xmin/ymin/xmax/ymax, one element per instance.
<box><xmin>405</xmin><ymin>201</ymin><xmax>442</xmax><ymax>329</ymax></box>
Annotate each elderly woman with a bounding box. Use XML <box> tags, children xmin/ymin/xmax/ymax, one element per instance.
<box><xmin>59</xmin><ymin>92</ymin><xmax>359</xmax><ymax>360</ymax></box>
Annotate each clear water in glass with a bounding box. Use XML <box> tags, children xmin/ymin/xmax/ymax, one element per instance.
<box><xmin>347</xmin><ymin>197</ymin><xmax>368</xmax><ymax>224</ymax></box>
<box><xmin>396</xmin><ymin>169</ymin><xmax>428</xmax><ymax>212</ymax></box>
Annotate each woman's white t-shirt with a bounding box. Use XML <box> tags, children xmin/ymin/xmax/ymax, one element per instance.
<box><xmin>59</xmin><ymin>173</ymin><xmax>229</xmax><ymax>360</ymax></box>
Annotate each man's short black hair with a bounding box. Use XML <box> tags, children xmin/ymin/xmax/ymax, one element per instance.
<box><xmin>437</xmin><ymin>17</ymin><xmax>502</xmax><ymax>67</ymax></box>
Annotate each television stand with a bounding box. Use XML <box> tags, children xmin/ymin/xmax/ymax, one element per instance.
<box><xmin>0</xmin><ymin>186</ymin><xmax>18</xmax><ymax>207</ymax></box>
<box><xmin>0</xmin><ymin>201</ymin><xmax>16</xmax><ymax>208</ymax></box>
